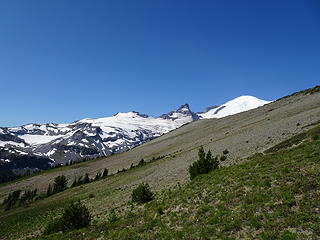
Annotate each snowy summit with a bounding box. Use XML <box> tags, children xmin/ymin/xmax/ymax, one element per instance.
<box><xmin>199</xmin><ymin>96</ymin><xmax>271</xmax><ymax>119</ymax></box>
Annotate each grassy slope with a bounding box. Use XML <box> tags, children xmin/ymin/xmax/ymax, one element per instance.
<box><xmin>42</xmin><ymin>125</ymin><xmax>320</xmax><ymax>240</ymax></box>
<box><xmin>1</xmin><ymin>125</ymin><xmax>318</xmax><ymax>240</ymax></box>
<box><xmin>0</xmin><ymin>87</ymin><xmax>319</xmax><ymax>240</ymax></box>
<box><xmin>1</xmin><ymin>88</ymin><xmax>320</xmax><ymax>202</ymax></box>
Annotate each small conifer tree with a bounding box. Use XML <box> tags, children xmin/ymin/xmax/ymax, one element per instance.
<box><xmin>47</xmin><ymin>184</ymin><xmax>53</xmax><ymax>197</ymax></box>
<box><xmin>131</xmin><ymin>183</ymin><xmax>154</xmax><ymax>204</ymax></box>
<box><xmin>102</xmin><ymin>168</ymin><xmax>109</xmax><ymax>177</ymax></box>
<box><xmin>61</xmin><ymin>201</ymin><xmax>91</xmax><ymax>229</ymax></box>
<box><xmin>83</xmin><ymin>173</ymin><xmax>90</xmax><ymax>184</ymax></box>
<box><xmin>189</xmin><ymin>147</ymin><xmax>219</xmax><ymax>180</ymax></box>
<box><xmin>44</xmin><ymin>201</ymin><xmax>91</xmax><ymax>234</ymax></box>
<box><xmin>53</xmin><ymin>175</ymin><xmax>68</xmax><ymax>193</ymax></box>
<box><xmin>138</xmin><ymin>158</ymin><xmax>145</xmax><ymax>166</ymax></box>
<box><xmin>77</xmin><ymin>176</ymin><xmax>83</xmax><ymax>184</ymax></box>
<box><xmin>3</xmin><ymin>190</ymin><xmax>21</xmax><ymax>210</ymax></box>
<box><xmin>94</xmin><ymin>172</ymin><xmax>101</xmax><ymax>181</ymax></box>
<box><xmin>71</xmin><ymin>178</ymin><xmax>78</xmax><ymax>188</ymax></box>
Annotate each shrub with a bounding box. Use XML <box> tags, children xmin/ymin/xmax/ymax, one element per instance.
<box><xmin>61</xmin><ymin>201</ymin><xmax>91</xmax><ymax>229</ymax></box>
<box><xmin>94</xmin><ymin>172</ymin><xmax>102</xmax><ymax>180</ymax></box>
<box><xmin>77</xmin><ymin>176</ymin><xmax>83</xmax><ymax>184</ymax></box>
<box><xmin>189</xmin><ymin>147</ymin><xmax>219</xmax><ymax>180</ymax></box>
<box><xmin>102</xmin><ymin>168</ymin><xmax>109</xmax><ymax>177</ymax></box>
<box><xmin>44</xmin><ymin>217</ymin><xmax>65</xmax><ymax>235</ymax></box>
<box><xmin>53</xmin><ymin>175</ymin><xmax>68</xmax><ymax>193</ymax></box>
<box><xmin>35</xmin><ymin>193</ymin><xmax>46</xmax><ymax>201</ymax></box>
<box><xmin>20</xmin><ymin>189</ymin><xmax>37</xmax><ymax>205</ymax></box>
<box><xmin>46</xmin><ymin>184</ymin><xmax>53</xmax><ymax>197</ymax></box>
<box><xmin>310</xmin><ymin>127</ymin><xmax>320</xmax><ymax>141</ymax></box>
<box><xmin>2</xmin><ymin>190</ymin><xmax>21</xmax><ymax>210</ymax></box>
<box><xmin>223</xmin><ymin>149</ymin><xmax>229</xmax><ymax>155</ymax></box>
<box><xmin>220</xmin><ymin>155</ymin><xmax>227</xmax><ymax>161</ymax></box>
<box><xmin>157</xmin><ymin>206</ymin><xmax>164</xmax><ymax>215</ymax></box>
<box><xmin>44</xmin><ymin>201</ymin><xmax>91</xmax><ymax>235</ymax></box>
<box><xmin>132</xmin><ymin>183</ymin><xmax>154</xmax><ymax>204</ymax></box>
<box><xmin>71</xmin><ymin>178</ymin><xmax>78</xmax><ymax>188</ymax></box>
<box><xmin>138</xmin><ymin>158</ymin><xmax>145</xmax><ymax>166</ymax></box>
<box><xmin>82</xmin><ymin>173</ymin><xmax>90</xmax><ymax>184</ymax></box>
<box><xmin>108</xmin><ymin>209</ymin><xmax>119</xmax><ymax>222</ymax></box>
<box><xmin>3</xmin><ymin>188</ymin><xmax>38</xmax><ymax>210</ymax></box>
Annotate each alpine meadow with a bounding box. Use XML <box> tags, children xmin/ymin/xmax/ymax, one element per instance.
<box><xmin>0</xmin><ymin>1</ymin><xmax>320</xmax><ymax>239</ymax></box>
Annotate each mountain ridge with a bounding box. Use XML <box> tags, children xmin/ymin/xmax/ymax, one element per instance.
<box><xmin>0</xmin><ymin>95</ymin><xmax>270</xmax><ymax>182</ymax></box>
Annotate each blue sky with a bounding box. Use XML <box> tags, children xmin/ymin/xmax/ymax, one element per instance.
<box><xmin>0</xmin><ymin>0</ymin><xmax>319</xmax><ymax>126</ymax></box>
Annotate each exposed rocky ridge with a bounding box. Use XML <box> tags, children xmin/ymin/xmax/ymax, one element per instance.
<box><xmin>160</xmin><ymin>104</ymin><xmax>199</xmax><ymax>121</ymax></box>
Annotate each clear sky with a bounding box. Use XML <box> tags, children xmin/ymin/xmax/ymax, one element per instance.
<box><xmin>0</xmin><ymin>0</ymin><xmax>319</xmax><ymax>127</ymax></box>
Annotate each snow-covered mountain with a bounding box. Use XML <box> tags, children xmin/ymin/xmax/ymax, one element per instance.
<box><xmin>0</xmin><ymin>96</ymin><xmax>270</xmax><ymax>182</ymax></box>
<box><xmin>198</xmin><ymin>96</ymin><xmax>270</xmax><ymax>119</ymax></box>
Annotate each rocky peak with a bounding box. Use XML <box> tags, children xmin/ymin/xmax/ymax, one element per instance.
<box><xmin>160</xmin><ymin>104</ymin><xmax>199</xmax><ymax>121</ymax></box>
<box><xmin>176</xmin><ymin>104</ymin><xmax>191</xmax><ymax>113</ymax></box>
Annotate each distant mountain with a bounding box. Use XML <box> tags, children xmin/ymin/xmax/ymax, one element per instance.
<box><xmin>198</xmin><ymin>96</ymin><xmax>271</xmax><ymax>119</ymax></box>
<box><xmin>0</xmin><ymin>96</ymin><xmax>270</xmax><ymax>182</ymax></box>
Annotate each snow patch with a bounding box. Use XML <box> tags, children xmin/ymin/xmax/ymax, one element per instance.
<box><xmin>19</xmin><ymin>134</ymin><xmax>63</xmax><ymax>145</ymax></box>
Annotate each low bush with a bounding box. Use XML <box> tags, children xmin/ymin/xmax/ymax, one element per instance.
<box><xmin>220</xmin><ymin>155</ymin><xmax>227</xmax><ymax>161</ymax></box>
<box><xmin>44</xmin><ymin>217</ymin><xmax>65</xmax><ymax>235</ymax></box>
<box><xmin>132</xmin><ymin>183</ymin><xmax>154</xmax><ymax>204</ymax></box>
<box><xmin>102</xmin><ymin>168</ymin><xmax>109</xmax><ymax>177</ymax></box>
<box><xmin>2</xmin><ymin>190</ymin><xmax>21</xmax><ymax>210</ymax></box>
<box><xmin>189</xmin><ymin>147</ymin><xmax>219</xmax><ymax>180</ymax></box>
<box><xmin>223</xmin><ymin>149</ymin><xmax>229</xmax><ymax>154</ymax></box>
<box><xmin>44</xmin><ymin>201</ymin><xmax>91</xmax><ymax>235</ymax></box>
<box><xmin>108</xmin><ymin>209</ymin><xmax>119</xmax><ymax>222</ymax></box>
<box><xmin>53</xmin><ymin>175</ymin><xmax>68</xmax><ymax>193</ymax></box>
<box><xmin>61</xmin><ymin>201</ymin><xmax>91</xmax><ymax>229</ymax></box>
<box><xmin>157</xmin><ymin>205</ymin><xmax>164</xmax><ymax>215</ymax></box>
<box><xmin>2</xmin><ymin>188</ymin><xmax>38</xmax><ymax>210</ymax></box>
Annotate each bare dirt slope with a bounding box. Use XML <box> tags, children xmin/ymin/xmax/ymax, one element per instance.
<box><xmin>0</xmin><ymin>89</ymin><xmax>319</xmax><ymax>201</ymax></box>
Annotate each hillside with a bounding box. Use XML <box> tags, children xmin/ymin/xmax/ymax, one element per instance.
<box><xmin>0</xmin><ymin>87</ymin><xmax>319</xmax><ymax>200</ymax></box>
<box><xmin>0</xmin><ymin>86</ymin><xmax>319</xmax><ymax>239</ymax></box>
<box><xmin>1</xmin><ymin>113</ymin><xmax>319</xmax><ymax>239</ymax></box>
<box><xmin>37</xmin><ymin>124</ymin><xmax>320</xmax><ymax>239</ymax></box>
<box><xmin>0</xmin><ymin>96</ymin><xmax>268</xmax><ymax>182</ymax></box>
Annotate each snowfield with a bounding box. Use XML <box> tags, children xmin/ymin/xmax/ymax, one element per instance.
<box><xmin>78</xmin><ymin>111</ymin><xmax>193</xmax><ymax>138</ymax></box>
<box><xmin>19</xmin><ymin>134</ymin><xmax>63</xmax><ymax>145</ymax></box>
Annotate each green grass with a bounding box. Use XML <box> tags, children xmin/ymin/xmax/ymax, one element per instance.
<box><xmin>1</xmin><ymin>125</ymin><xmax>320</xmax><ymax>239</ymax></box>
<box><xmin>265</xmin><ymin>124</ymin><xmax>320</xmax><ymax>153</ymax></box>
<box><xmin>0</xmin><ymin>154</ymin><xmax>110</xmax><ymax>189</ymax></box>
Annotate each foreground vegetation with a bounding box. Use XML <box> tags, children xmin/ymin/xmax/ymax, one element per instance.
<box><xmin>1</xmin><ymin>124</ymin><xmax>319</xmax><ymax>239</ymax></box>
<box><xmin>44</xmin><ymin>201</ymin><xmax>91</xmax><ymax>235</ymax></box>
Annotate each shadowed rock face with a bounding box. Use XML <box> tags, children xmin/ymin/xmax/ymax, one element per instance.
<box><xmin>213</xmin><ymin>106</ymin><xmax>226</xmax><ymax>114</ymax></box>
<box><xmin>197</xmin><ymin>105</ymin><xmax>220</xmax><ymax>114</ymax></box>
